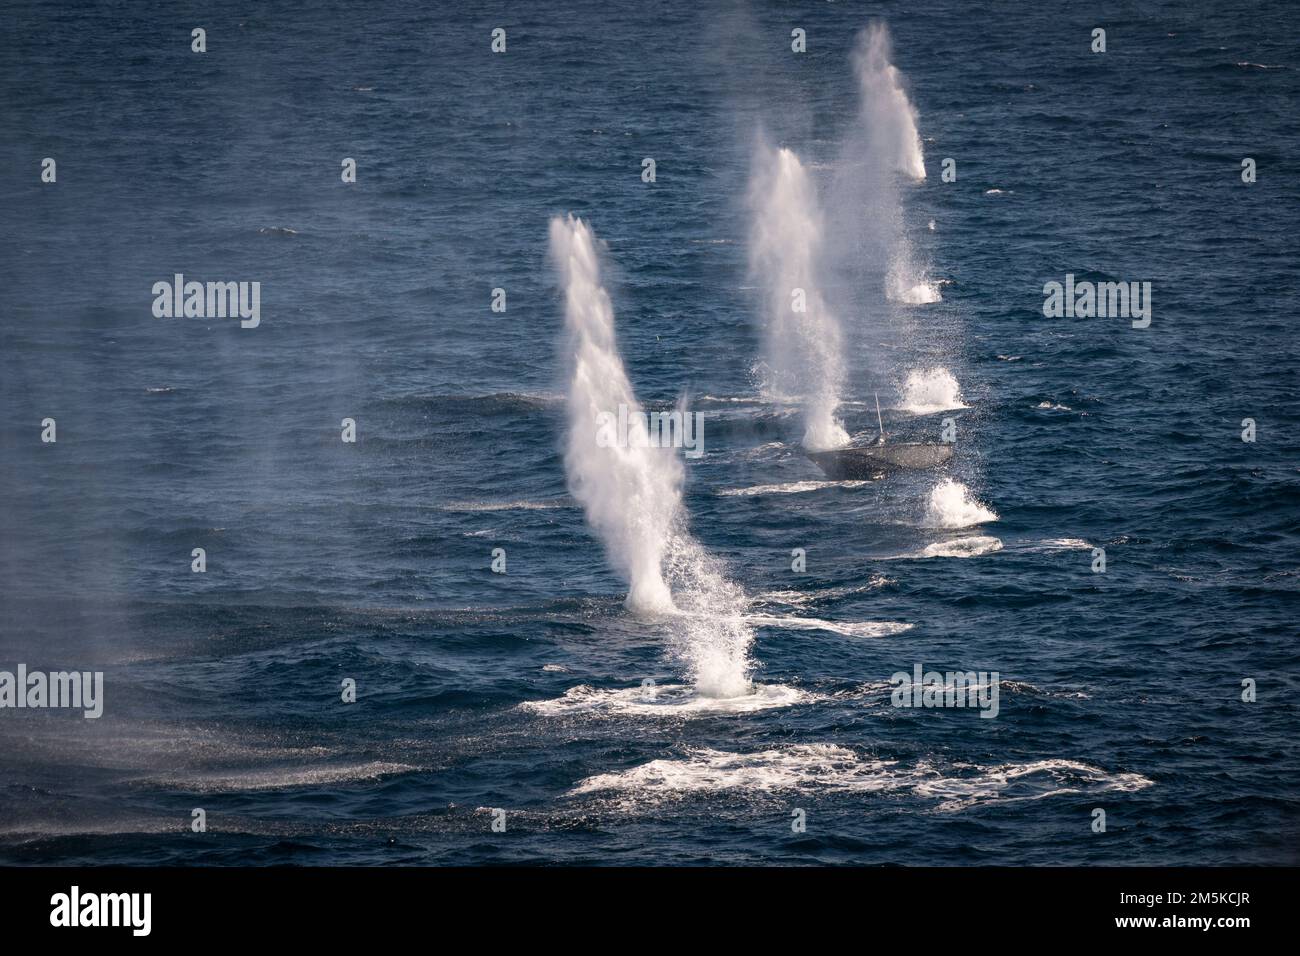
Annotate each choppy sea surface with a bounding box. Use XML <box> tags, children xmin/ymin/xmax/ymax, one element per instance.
<box><xmin>1</xmin><ymin>0</ymin><xmax>1297</xmax><ymax>865</ymax></box>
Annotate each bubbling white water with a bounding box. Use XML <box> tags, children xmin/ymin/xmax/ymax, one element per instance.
<box><xmin>748</xmin><ymin>142</ymin><xmax>849</xmax><ymax>451</ymax></box>
<box><xmin>551</xmin><ymin>215</ymin><xmax>754</xmax><ymax>698</ymax></box>
<box><xmin>853</xmin><ymin>22</ymin><xmax>926</xmax><ymax>182</ymax></box>
<box><xmin>924</xmin><ymin>478</ymin><xmax>998</xmax><ymax>528</ymax></box>
<box><xmin>886</xmin><ymin>274</ymin><xmax>943</xmax><ymax>305</ymax></box>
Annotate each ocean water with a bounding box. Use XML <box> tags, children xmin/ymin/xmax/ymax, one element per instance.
<box><xmin>1</xmin><ymin>0</ymin><xmax>1297</xmax><ymax>865</ymax></box>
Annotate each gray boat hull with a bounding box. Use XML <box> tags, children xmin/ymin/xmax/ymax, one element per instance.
<box><xmin>806</xmin><ymin>443</ymin><xmax>953</xmax><ymax>480</ymax></box>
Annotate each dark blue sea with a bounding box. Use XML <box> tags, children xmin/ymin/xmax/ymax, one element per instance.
<box><xmin>1</xmin><ymin>0</ymin><xmax>1297</xmax><ymax>866</ymax></box>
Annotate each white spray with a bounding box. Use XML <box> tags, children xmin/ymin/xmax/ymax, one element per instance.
<box><xmin>898</xmin><ymin>367</ymin><xmax>968</xmax><ymax>414</ymax></box>
<box><xmin>924</xmin><ymin>478</ymin><xmax>998</xmax><ymax>529</ymax></box>
<box><xmin>551</xmin><ymin>215</ymin><xmax>754</xmax><ymax>698</ymax></box>
<box><xmin>748</xmin><ymin>142</ymin><xmax>849</xmax><ymax>450</ymax></box>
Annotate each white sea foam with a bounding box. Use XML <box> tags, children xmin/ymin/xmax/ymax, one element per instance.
<box><xmin>898</xmin><ymin>367</ymin><xmax>968</xmax><ymax>413</ymax></box>
<box><xmin>552</xmin><ymin>216</ymin><xmax>755</xmax><ymax>698</ymax></box>
<box><xmin>923</xmin><ymin>479</ymin><xmax>998</xmax><ymax>528</ymax></box>
<box><xmin>571</xmin><ymin>746</ymin><xmax>1152</xmax><ymax>812</ymax></box>
<box><xmin>852</xmin><ymin>24</ymin><xmax>926</xmax><ymax>181</ymax></box>
<box><xmin>836</xmin><ymin>23</ymin><xmax>936</xmax><ymax>319</ymax></box>
<box><xmin>659</xmin><ymin>535</ymin><xmax>756</xmax><ymax>698</ymax></box>
<box><xmin>146</xmin><ymin>761</ymin><xmax>416</xmax><ymax>793</ymax></box>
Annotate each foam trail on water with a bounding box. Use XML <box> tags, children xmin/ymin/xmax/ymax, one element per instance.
<box><xmin>550</xmin><ymin>215</ymin><xmax>754</xmax><ymax>697</ymax></box>
<box><xmin>551</xmin><ymin>216</ymin><xmax>681</xmax><ymax>614</ymax></box>
<box><xmin>924</xmin><ymin>479</ymin><xmax>998</xmax><ymax>528</ymax></box>
<box><xmin>748</xmin><ymin>142</ymin><xmax>849</xmax><ymax>451</ymax></box>
<box><xmin>661</xmin><ymin>534</ymin><xmax>756</xmax><ymax>697</ymax></box>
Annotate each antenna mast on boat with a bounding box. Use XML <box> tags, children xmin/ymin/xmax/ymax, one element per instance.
<box><xmin>875</xmin><ymin>392</ymin><xmax>885</xmax><ymax>444</ymax></box>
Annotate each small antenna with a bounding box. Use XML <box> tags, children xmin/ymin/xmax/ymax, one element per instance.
<box><xmin>875</xmin><ymin>392</ymin><xmax>885</xmax><ymax>444</ymax></box>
